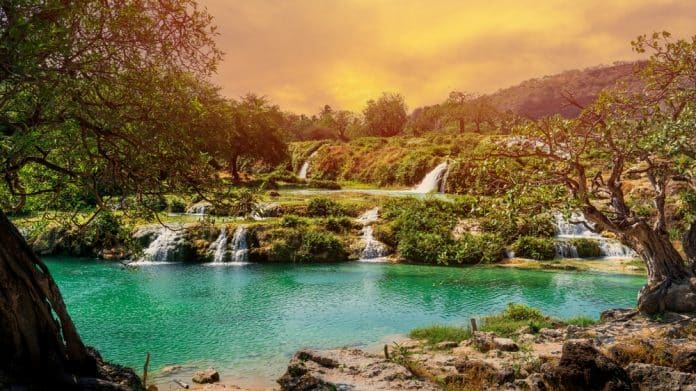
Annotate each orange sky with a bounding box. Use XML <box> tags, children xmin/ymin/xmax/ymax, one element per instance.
<box><xmin>200</xmin><ymin>0</ymin><xmax>696</xmax><ymax>114</ymax></box>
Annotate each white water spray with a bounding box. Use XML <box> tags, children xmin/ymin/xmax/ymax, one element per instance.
<box><xmin>230</xmin><ymin>225</ymin><xmax>250</xmax><ymax>264</ymax></box>
<box><xmin>356</xmin><ymin>208</ymin><xmax>390</xmax><ymax>262</ymax></box>
<box><xmin>413</xmin><ymin>162</ymin><xmax>448</xmax><ymax>193</ymax></box>
<box><xmin>139</xmin><ymin>227</ymin><xmax>181</xmax><ymax>263</ymax></box>
<box><xmin>298</xmin><ymin>151</ymin><xmax>318</xmax><ymax>180</ymax></box>
<box><xmin>553</xmin><ymin>213</ymin><xmax>636</xmax><ymax>258</ymax></box>
<box><xmin>211</xmin><ymin>226</ymin><xmax>228</xmax><ymax>263</ymax></box>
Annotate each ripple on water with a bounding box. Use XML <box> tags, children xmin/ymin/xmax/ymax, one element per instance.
<box><xmin>45</xmin><ymin>258</ymin><xmax>645</xmax><ymax>382</ymax></box>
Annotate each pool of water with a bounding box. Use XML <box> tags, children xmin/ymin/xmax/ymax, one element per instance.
<box><xmin>45</xmin><ymin>257</ymin><xmax>644</xmax><ymax>384</ymax></box>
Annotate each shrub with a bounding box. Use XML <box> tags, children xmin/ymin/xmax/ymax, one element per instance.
<box><xmin>280</xmin><ymin>215</ymin><xmax>306</xmax><ymax>228</ymax></box>
<box><xmin>448</xmin><ymin>233</ymin><xmax>505</xmax><ymax>264</ymax></box>
<box><xmin>267</xmin><ymin>168</ymin><xmax>301</xmax><ymax>183</ymax></box>
<box><xmin>512</xmin><ymin>236</ymin><xmax>556</xmax><ymax>260</ymax></box>
<box><xmin>324</xmin><ymin>217</ymin><xmax>354</xmax><ymax>233</ymax></box>
<box><xmin>307</xmin><ymin>197</ymin><xmax>344</xmax><ymax>217</ymax></box>
<box><xmin>295</xmin><ymin>230</ymin><xmax>347</xmax><ymax>262</ymax></box>
<box><xmin>409</xmin><ymin>325</ymin><xmax>472</xmax><ymax>345</ymax></box>
<box><xmin>480</xmin><ymin>303</ymin><xmax>553</xmax><ymax>337</ymax></box>
<box><xmin>569</xmin><ymin>238</ymin><xmax>601</xmax><ymax>258</ymax></box>
<box><xmin>397</xmin><ymin>232</ymin><xmax>447</xmax><ymax>264</ymax></box>
<box><xmin>167</xmin><ymin>197</ymin><xmax>187</xmax><ymax>213</ymax></box>
<box><xmin>373</xmin><ymin>223</ymin><xmax>397</xmax><ymax>248</ymax></box>
<box><xmin>142</xmin><ymin>195</ymin><xmax>167</xmax><ymax>212</ymax></box>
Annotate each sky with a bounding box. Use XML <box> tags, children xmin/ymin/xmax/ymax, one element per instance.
<box><xmin>200</xmin><ymin>0</ymin><xmax>696</xmax><ymax>114</ymax></box>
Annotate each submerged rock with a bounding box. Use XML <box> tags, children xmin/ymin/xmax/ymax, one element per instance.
<box><xmin>277</xmin><ymin>348</ymin><xmax>438</xmax><ymax>391</ymax></box>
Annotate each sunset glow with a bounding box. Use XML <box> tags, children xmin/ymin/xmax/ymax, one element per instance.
<box><xmin>202</xmin><ymin>0</ymin><xmax>696</xmax><ymax>113</ymax></box>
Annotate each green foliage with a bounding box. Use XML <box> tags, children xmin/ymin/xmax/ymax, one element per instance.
<box><xmin>446</xmin><ymin>233</ymin><xmax>505</xmax><ymax>264</ymax></box>
<box><xmin>409</xmin><ymin>325</ymin><xmax>472</xmax><ymax>345</ymax></box>
<box><xmin>280</xmin><ymin>215</ymin><xmax>307</xmax><ymax>228</ymax></box>
<box><xmin>307</xmin><ymin>197</ymin><xmax>344</xmax><ymax>217</ymax></box>
<box><xmin>295</xmin><ymin>230</ymin><xmax>347</xmax><ymax>262</ymax></box>
<box><xmin>362</xmin><ymin>92</ymin><xmax>408</xmax><ymax>137</ymax></box>
<box><xmin>167</xmin><ymin>197</ymin><xmax>187</xmax><ymax>213</ymax></box>
<box><xmin>569</xmin><ymin>239</ymin><xmax>602</xmax><ymax>258</ymax></box>
<box><xmin>398</xmin><ymin>232</ymin><xmax>447</xmax><ymax>264</ymax></box>
<box><xmin>513</xmin><ymin>236</ymin><xmax>556</xmax><ymax>260</ymax></box>
<box><xmin>564</xmin><ymin>316</ymin><xmax>597</xmax><ymax>327</ymax></box>
<box><xmin>324</xmin><ymin>217</ymin><xmax>354</xmax><ymax>233</ymax></box>
<box><xmin>480</xmin><ymin>303</ymin><xmax>553</xmax><ymax>337</ymax></box>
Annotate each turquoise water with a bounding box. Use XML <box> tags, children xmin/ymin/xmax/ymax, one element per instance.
<box><xmin>46</xmin><ymin>258</ymin><xmax>644</xmax><ymax>383</ymax></box>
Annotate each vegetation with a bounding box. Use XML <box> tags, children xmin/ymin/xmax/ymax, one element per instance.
<box><xmin>512</xmin><ymin>236</ymin><xmax>557</xmax><ymax>261</ymax></box>
<box><xmin>480</xmin><ymin>304</ymin><xmax>554</xmax><ymax>337</ymax></box>
<box><xmin>409</xmin><ymin>325</ymin><xmax>472</xmax><ymax>346</ymax></box>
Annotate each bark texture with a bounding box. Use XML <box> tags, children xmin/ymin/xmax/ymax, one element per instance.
<box><xmin>0</xmin><ymin>209</ymin><xmax>94</xmax><ymax>387</ymax></box>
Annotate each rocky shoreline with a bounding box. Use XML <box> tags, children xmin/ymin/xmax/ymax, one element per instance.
<box><xmin>276</xmin><ymin>309</ymin><xmax>696</xmax><ymax>391</ymax></box>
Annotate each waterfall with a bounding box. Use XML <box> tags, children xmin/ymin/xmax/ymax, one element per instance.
<box><xmin>439</xmin><ymin>164</ymin><xmax>450</xmax><ymax>193</ymax></box>
<box><xmin>553</xmin><ymin>213</ymin><xmax>636</xmax><ymax>259</ymax></box>
<box><xmin>211</xmin><ymin>226</ymin><xmax>228</xmax><ymax>263</ymax></box>
<box><xmin>187</xmin><ymin>202</ymin><xmax>211</xmax><ymax>216</ymax></box>
<box><xmin>298</xmin><ymin>151</ymin><xmax>318</xmax><ymax>180</ymax></box>
<box><xmin>356</xmin><ymin>208</ymin><xmax>390</xmax><ymax>262</ymax></box>
<box><xmin>413</xmin><ymin>162</ymin><xmax>448</xmax><ymax>193</ymax></box>
<box><xmin>230</xmin><ymin>225</ymin><xmax>249</xmax><ymax>264</ymax></box>
<box><xmin>140</xmin><ymin>227</ymin><xmax>181</xmax><ymax>263</ymax></box>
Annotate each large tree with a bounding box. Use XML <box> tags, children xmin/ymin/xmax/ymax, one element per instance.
<box><xmin>362</xmin><ymin>92</ymin><xmax>408</xmax><ymax>137</ymax></box>
<box><xmin>498</xmin><ymin>32</ymin><xmax>696</xmax><ymax>314</ymax></box>
<box><xmin>0</xmin><ymin>0</ymin><xmax>221</xmax><ymax>387</ymax></box>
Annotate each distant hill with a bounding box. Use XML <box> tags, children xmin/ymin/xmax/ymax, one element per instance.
<box><xmin>488</xmin><ymin>61</ymin><xmax>645</xmax><ymax>119</ymax></box>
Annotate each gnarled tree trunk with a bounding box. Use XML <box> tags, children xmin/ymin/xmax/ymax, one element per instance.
<box><xmin>625</xmin><ymin>223</ymin><xmax>696</xmax><ymax>314</ymax></box>
<box><xmin>0</xmin><ymin>209</ymin><xmax>95</xmax><ymax>387</ymax></box>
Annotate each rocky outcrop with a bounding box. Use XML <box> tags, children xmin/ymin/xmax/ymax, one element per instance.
<box><xmin>192</xmin><ymin>367</ymin><xmax>220</xmax><ymax>384</ymax></box>
<box><xmin>277</xmin><ymin>349</ymin><xmax>439</xmax><ymax>391</ymax></box>
<box><xmin>625</xmin><ymin>363</ymin><xmax>696</xmax><ymax>391</ymax></box>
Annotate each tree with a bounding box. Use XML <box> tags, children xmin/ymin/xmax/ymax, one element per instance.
<box><xmin>362</xmin><ymin>92</ymin><xmax>408</xmax><ymax>137</ymax></box>
<box><xmin>407</xmin><ymin>105</ymin><xmax>445</xmax><ymax>136</ymax></box>
<box><xmin>0</xmin><ymin>0</ymin><xmax>220</xmax><ymax>387</ymax></box>
<box><xmin>444</xmin><ymin>91</ymin><xmax>499</xmax><ymax>133</ymax></box>
<box><xmin>497</xmin><ymin>32</ymin><xmax>696</xmax><ymax>314</ymax></box>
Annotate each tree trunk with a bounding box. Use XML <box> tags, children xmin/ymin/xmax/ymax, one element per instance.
<box><xmin>684</xmin><ymin>217</ymin><xmax>696</xmax><ymax>273</ymax></box>
<box><xmin>626</xmin><ymin>223</ymin><xmax>696</xmax><ymax>314</ymax></box>
<box><xmin>0</xmin><ymin>209</ymin><xmax>95</xmax><ymax>387</ymax></box>
<box><xmin>458</xmin><ymin>118</ymin><xmax>465</xmax><ymax>133</ymax></box>
<box><xmin>230</xmin><ymin>154</ymin><xmax>240</xmax><ymax>182</ymax></box>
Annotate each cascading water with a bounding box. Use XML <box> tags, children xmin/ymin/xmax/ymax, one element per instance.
<box><xmin>439</xmin><ymin>164</ymin><xmax>450</xmax><ymax>193</ymax></box>
<box><xmin>356</xmin><ymin>208</ymin><xmax>390</xmax><ymax>262</ymax></box>
<box><xmin>553</xmin><ymin>213</ymin><xmax>636</xmax><ymax>258</ymax></box>
<box><xmin>140</xmin><ymin>227</ymin><xmax>181</xmax><ymax>263</ymax></box>
<box><xmin>211</xmin><ymin>226</ymin><xmax>228</xmax><ymax>263</ymax></box>
<box><xmin>230</xmin><ymin>225</ymin><xmax>249</xmax><ymax>264</ymax></box>
<box><xmin>413</xmin><ymin>162</ymin><xmax>448</xmax><ymax>193</ymax></box>
<box><xmin>298</xmin><ymin>151</ymin><xmax>318</xmax><ymax>180</ymax></box>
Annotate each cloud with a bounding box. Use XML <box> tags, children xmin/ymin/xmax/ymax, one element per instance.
<box><xmin>200</xmin><ymin>0</ymin><xmax>696</xmax><ymax>114</ymax></box>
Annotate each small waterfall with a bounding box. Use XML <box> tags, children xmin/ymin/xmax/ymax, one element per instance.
<box><xmin>187</xmin><ymin>202</ymin><xmax>211</xmax><ymax>216</ymax></box>
<box><xmin>553</xmin><ymin>213</ymin><xmax>636</xmax><ymax>259</ymax></box>
<box><xmin>230</xmin><ymin>225</ymin><xmax>249</xmax><ymax>264</ymax></box>
<box><xmin>413</xmin><ymin>162</ymin><xmax>448</xmax><ymax>193</ymax></box>
<box><xmin>211</xmin><ymin>226</ymin><xmax>228</xmax><ymax>263</ymax></box>
<box><xmin>357</xmin><ymin>208</ymin><xmax>390</xmax><ymax>262</ymax></box>
<box><xmin>298</xmin><ymin>151</ymin><xmax>318</xmax><ymax>180</ymax></box>
<box><xmin>140</xmin><ymin>227</ymin><xmax>181</xmax><ymax>263</ymax></box>
<box><xmin>439</xmin><ymin>164</ymin><xmax>450</xmax><ymax>193</ymax></box>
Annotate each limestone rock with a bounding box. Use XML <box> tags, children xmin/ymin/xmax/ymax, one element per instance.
<box><xmin>436</xmin><ymin>341</ymin><xmax>459</xmax><ymax>349</ymax></box>
<box><xmin>192</xmin><ymin>368</ymin><xmax>220</xmax><ymax>384</ymax></box>
<box><xmin>277</xmin><ymin>348</ymin><xmax>438</xmax><ymax>391</ymax></box>
<box><xmin>494</xmin><ymin>337</ymin><xmax>519</xmax><ymax>352</ymax></box>
<box><xmin>449</xmin><ymin>359</ymin><xmax>514</xmax><ymax>389</ymax></box>
<box><xmin>473</xmin><ymin>331</ymin><xmax>497</xmax><ymax>352</ymax></box>
<box><xmin>544</xmin><ymin>339</ymin><xmax>631</xmax><ymax>390</ymax></box>
<box><xmin>625</xmin><ymin>363</ymin><xmax>696</xmax><ymax>391</ymax></box>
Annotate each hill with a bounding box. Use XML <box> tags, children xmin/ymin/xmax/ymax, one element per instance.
<box><xmin>488</xmin><ymin>61</ymin><xmax>645</xmax><ymax>119</ymax></box>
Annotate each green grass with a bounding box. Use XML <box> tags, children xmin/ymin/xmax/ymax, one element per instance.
<box><xmin>409</xmin><ymin>324</ymin><xmax>472</xmax><ymax>345</ymax></box>
<box><xmin>564</xmin><ymin>315</ymin><xmax>597</xmax><ymax>327</ymax></box>
<box><xmin>479</xmin><ymin>303</ymin><xmax>554</xmax><ymax>337</ymax></box>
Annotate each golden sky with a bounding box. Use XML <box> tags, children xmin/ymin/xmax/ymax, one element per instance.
<box><xmin>201</xmin><ymin>0</ymin><xmax>696</xmax><ymax>114</ymax></box>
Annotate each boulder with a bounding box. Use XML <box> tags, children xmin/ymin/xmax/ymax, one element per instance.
<box><xmin>625</xmin><ymin>363</ymin><xmax>696</xmax><ymax>391</ymax></box>
<box><xmin>494</xmin><ymin>337</ymin><xmax>519</xmax><ymax>352</ymax></box>
<box><xmin>676</xmin><ymin>349</ymin><xmax>696</xmax><ymax>373</ymax></box>
<box><xmin>472</xmin><ymin>331</ymin><xmax>497</xmax><ymax>352</ymax></box>
<box><xmin>449</xmin><ymin>359</ymin><xmax>514</xmax><ymax>389</ymax></box>
<box><xmin>278</xmin><ymin>349</ymin><xmax>438</xmax><ymax>391</ymax></box>
<box><xmin>436</xmin><ymin>341</ymin><xmax>459</xmax><ymax>349</ymax></box>
<box><xmin>192</xmin><ymin>368</ymin><xmax>220</xmax><ymax>384</ymax></box>
<box><xmin>544</xmin><ymin>339</ymin><xmax>631</xmax><ymax>391</ymax></box>
<box><xmin>538</xmin><ymin>328</ymin><xmax>563</xmax><ymax>341</ymax></box>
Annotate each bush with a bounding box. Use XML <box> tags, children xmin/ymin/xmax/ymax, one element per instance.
<box><xmin>480</xmin><ymin>303</ymin><xmax>553</xmax><ymax>337</ymax></box>
<box><xmin>569</xmin><ymin>238</ymin><xmax>601</xmax><ymax>258</ymax></box>
<box><xmin>168</xmin><ymin>197</ymin><xmax>187</xmax><ymax>213</ymax></box>
<box><xmin>142</xmin><ymin>195</ymin><xmax>167</xmax><ymax>212</ymax></box>
<box><xmin>397</xmin><ymin>232</ymin><xmax>447</xmax><ymax>264</ymax></box>
<box><xmin>295</xmin><ymin>230</ymin><xmax>347</xmax><ymax>262</ymax></box>
<box><xmin>307</xmin><ymin>179</ymin><xmax>341</xmax><ymax>190</ymax></box>
<box><xmin>373</xmin><ymin>223</ymin><xmax>397</xmax><ymax>248</ymax></box>
<box><xmin>512</xmin><ymin>236</ymin><xmax>556</xmax><ymax>260</ymax></box>
<box><xmin>280</xmin><ymin>215</ymin><xmax>307</xmax><ymax>228</ymax></box>
<box><xmin>324</xmin><ymin>216</ymin><xmax>354</xmax><ymax>233</ymax></box>
<box><xmin>447</xmin><ymin>233</ymin><xmax>505</xmax><ymax>264</ymax></box>
<box><xmin>409</xmin><ymin>325</ymin><xmax>472</xmax><ymax>346</ymax></box>
<box><xmin>307</xmin><ymin>197</ymin><xmax>344</xmax><ymax>217</ymax></box>
<box><xmin>266</xmin><ymin>168</ymin><xmax>301</xmax><ymax>183</ymax></box>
